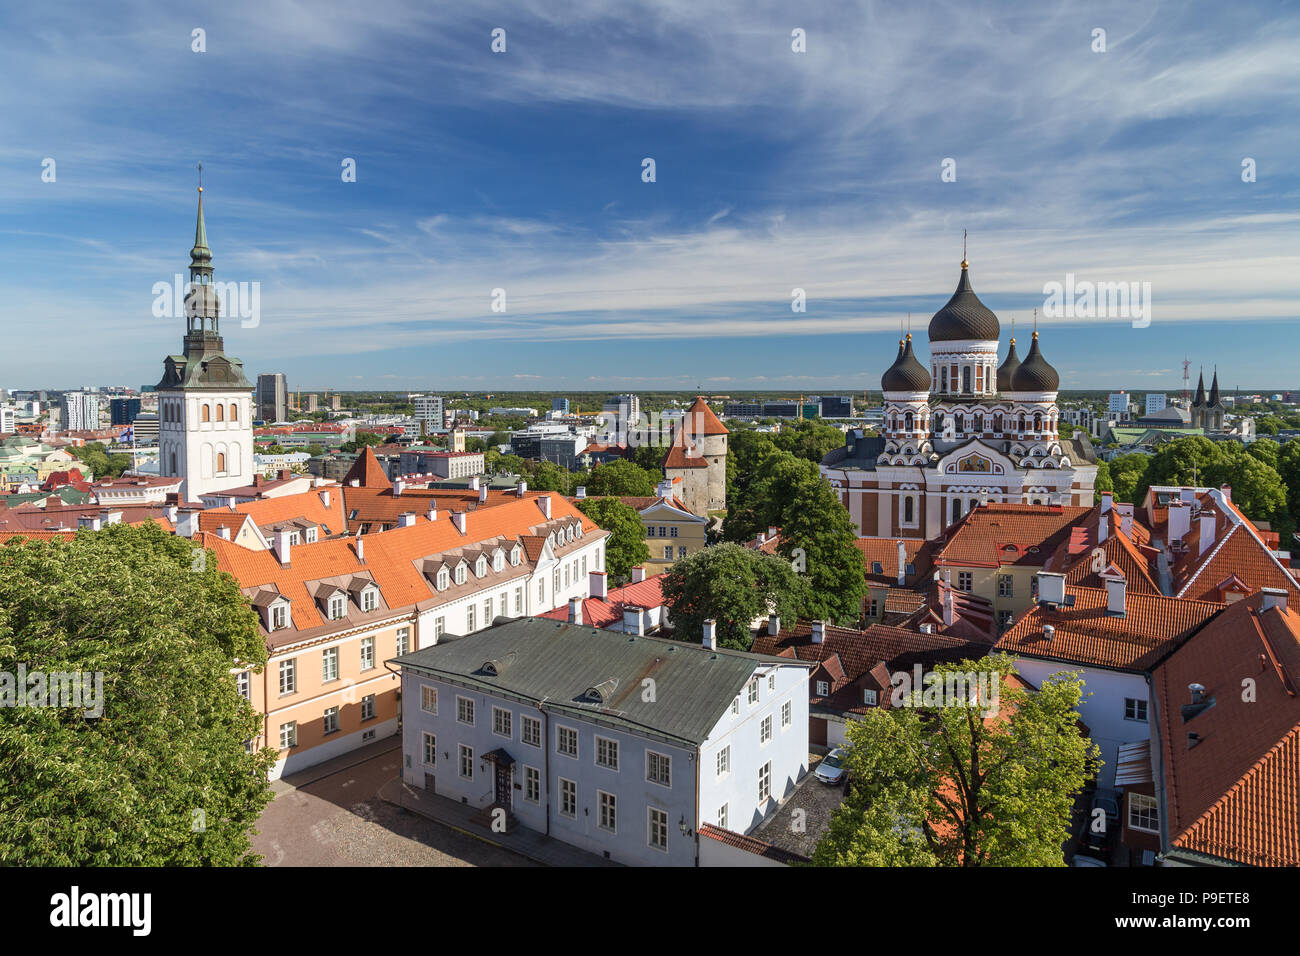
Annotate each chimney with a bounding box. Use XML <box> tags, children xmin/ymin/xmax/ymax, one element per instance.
<box><xmin>1219</xmin><ymin>483</ymin><xmax>1232</xmax><ymax>502</ymax></box>
<box><xmin>589</xmin><ymin>570</ymin><xmax>608</xmax><ymax>599</ymax></box>
<box><xmin>1100</xmin><ymin>491</ymin><xmax>1113</xmax><ymax>514</ymax></box>
<box><xmin>1260</xmin><ymin>587</ymin><xmax>1288</xmax><ymax>614</ymax></box>
<box><xmin>767</xmin><ymin>526</ymin><xmax>779</xmax><ymax>540</ymax></box>
<box><xmin>941</xmin><ymin>585</ymin><xmax>955</xmax><ymax>626</ymax></box>
<box><xmin>1037</xmin><ymin>571</ymin><xmax>1066</xmax><ymax>605</ymax></box>
<box><xmin>897</xmin><ymin>538</ymin><xmax>907</xmax><ymax>585</ymax></box>
<box><xmin>164</xmin><ymin>504</ymin><xmax>178</xmax><ymax>523</ymax></box>
<box><xmin>349</xmin><ymin>478</ymin><xmax>360</xmax><ymax>487</ymax></box>
<box><xmin>1180</xmin><ymin>487</ymin><xmax>1196</xmax><ymax>506</ymax></box>
<box><xmin>479</xmin><ymin>484</ymin><xmax>488</xmax><ymax>504</ymax></box>
<box><xmin>1098</xmin><ymin>511</ymin><xmax>1109</xmax><ymax>543</ymax></box>
<box><xmin>399</xmin><ymin>512</ymin><xmax>416</xmax><ymax>528</ymax></box>
<box><xmin>1198</xmin><ymin>509</ymin><xmax>1217</xmax><ymax>556</ymax></box>
<box><xmin>1189</xmin><ymin>682</ymin><xmax>1206</xmax><ymax>704</ymax></box>
<box><xmin>78</xmin><ymin>514</ymin><xmax>102</xmax><ymax>531</ymax></box>
<box><xmin>393</xmin><ymin>478</ymin><xmax>405</xmax><ymax>496</ymax></box>
<box><xmin>101</xmin><ymin>509</ymin><xmax>122</xmax><ymax>526</ymax></box>
<box><xmin>426</xmin><ymin>505</ymin><xmax>438</xmax><ymax>522</ymax></box>
<box><xmin>1167</xmin><ymin>500</ymin><xmax>1191</xmax><ymax>542</ymax></box>
<box><xmin>631</xmin><ymin>566</ymin><xmax>646</xmax><ymax>583</ymax></box>
<box><xmin>469</xmin><ymin>475</ymin><xmax>480</xmax><ymax>491</ymax></box>
<box><xmin>175</xmin><ymin>511</ymin><xmax>198</xmax><ymax>538</ymax></box>
<box><xmin>756</xmin><ymin>531</ymin><xmax>766</xmax><ymax>545</ymax></box>
<box><xmin>1121</xmin><ymin>513</ymin><xmax>1133</xmax><ymax>537</ymax></box>
<box><xmin>657</xmin><ymin>479</ymin><xmax>674</xmax><ymax>499</ymax></box>
<box><xmin>1043</xmin><ymin>623</ymin><xmax>1056</xmax><ymax>640</ymax></box>
<box><xmin>518</xmin><ymin>480</ymin><xmax>528</xmax><ymax>497</ymax></box>
<box><xmin>539</xmin><ymin>496</ymin><xmax>552</xmax><ymax>520</ymax></box>
<box><xmin>355</xmin><ymin>535</ymin><xmax>365</xmax><ymax>563</ymax></box>
<box><xmin>768</xmin><ymin>614</ymin><xmax>781</xmax><ymax>636</ymax></box>
<box><xmin>574</xmin><ymin>485</ymin><xmax>584</xmax><ymax>499</ymax></box>
<box><xmin>319</xmin><ymin>489</ymin><xmax>331</xmax><ymax>509</ymax></box>
<box><xmin>811</xmin><ymin>621</ymin><xmax>826</xmax><ymax>644</ymax></box>
<box><xmin>623</xmin><ymin>605</ymin><xmax>644</xmax><ymax>635</ymax></box>
<box><xmin>568</xmin><ymin>597</ymin><xmax>583</xmax><ymax>626</ymax></box>
<box><xmin>702</xmin><ymin>618</ymin><xmax>717</xmax><ymax>650</ymax></box>
<box><xmin>279</xmin><ymin>468</ymin><xmax>291</xmax><ymax>481</ymax></box>
<box><xmin>451</xmin><ymin>511</ymin><xmax>467</xmax><ymax>534</ymax></box>
<box><xmin>1104</xmin><ymin>573</ymin><xmax>1127</xmax><ymax>615</ymax></box>
<box><xmin>218</xmin><ymin>526</ymin><xmax>231</xmax><ymax>540</ymax></box>
<box><xmin>273</xmin><ymin>530</ymin><xmax>292</xmax><ymax>566</ymax></box>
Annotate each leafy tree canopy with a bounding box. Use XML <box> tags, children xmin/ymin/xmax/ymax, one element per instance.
<box><xmin>575</xmin><ymin>497</ymin><xmax>651</xmax><ymax>585</ymax></box>
<box><xmin>583</xmin><ymin>458</ymin><xmax>658</xmax><ymax>498</ymax></box>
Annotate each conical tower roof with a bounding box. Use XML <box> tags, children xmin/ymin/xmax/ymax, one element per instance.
<box><xmin>1208</xmin><ymin>369</ymin><xmax>1221</xmax><ymax>407</ymax></box>
<box><xmin>1193</xmin><ymin>370</ymin><xmax>1205</xmax><ymax>408</ymax></box>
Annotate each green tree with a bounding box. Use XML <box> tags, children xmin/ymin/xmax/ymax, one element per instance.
<box><xmin>660</xmin><ymin>543</ymin><xmax>808</xmax><ymax>650</ymax></box>
<box><xmin>0</xmin><ymin>523</ymin><xmax>274</xmax><ymax>865</ymax></box>
<box><xmin>630</xmin><ymin>443</ymin><xmax>667</xmax><ymax>477</ymax></box>
<box><xmin>813</xmin><ymin>657</ymin><xmax>1100</xmax><ymax>867</ymax></box>
<box><xmin>1246</xmin><ymin>437</ymin><xmax>1280</xmax><ymax>471</ymax></box>
<box><xmin>1106</xmin><ymin>453</ymin><xmax>1150</xmax><ymax>505</ymax></box>
<box><xmin>340</xmin><ymin>432</ymin><xmax>387</xmax><ymax>453</ymax></box>
<box><xmin>771</xmin><ymin>419</ymin><xmax>846</xmax><ymax>464</ymax></box>
<box><xmin>265</xmin><ymin>443</ymin><xmax>286</xmax><ymax>455</ymax></box>
<box><xmin>1255</xmin><ymin>416</ymin><xmax>1283</xmax><ymax>436</ymax></box>
<box><xmin>584</xmin><ymin>458</ymin><xmax>657</xmax><ymax>497</ymax></box>
<box><xmin>465</xmin><ymin>437</ymin><xmax>487</xmax><ymax>454</ymax></box>
<box><xmin>1205</xmin><ymin>444</ymin><xmax>1287</xmax><ymax>526</ymax></box>
<box><xmin>575</xmin><ymin>497</ymin><xmax>651</xmax><ymax>585</ymax></box>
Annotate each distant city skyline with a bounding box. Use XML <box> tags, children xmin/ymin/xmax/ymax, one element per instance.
<box><xmin>2</xmin><ymin>1</ymin><xmax>1297</xmax><ymax>389</ymax></box>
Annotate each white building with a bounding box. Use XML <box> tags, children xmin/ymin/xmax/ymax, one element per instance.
<box><xmin>412</xmin><ymin>395</ymin><xmax>445</xmax><ymax>433</ymax></box>
<box><xmin>62</xmin><ymin>391</ymin><xmax>100</xmax><ymax>431</ymax></box>
<box><xmin>1144</xmin><ymin>393</ymin><xmax>1167</xmax><ymax>416</ymax></box>
<box><xmin>154</xmin><ymin>187</ymin><xmax>256</xmax><ymax>501</ymax></box>
<box><xmin>1108</xmin><ymin>391</ymin><xmax>1131</xmax><ymax>415</ymax></box>
<box><xmin>395</xmin><ymin>617</ymin><xmax>811</xmax><ymax>865</ymax></box>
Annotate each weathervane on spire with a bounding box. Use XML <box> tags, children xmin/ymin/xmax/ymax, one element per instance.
<box><xmin>197</xmin><ymin>161</ymin><xmax>203</xmax><ymax>193</ymax></box>
<box><xmin>961</xmin><ymin>230</ymin><xmax>968</xmax><ymax>270</ymax></box>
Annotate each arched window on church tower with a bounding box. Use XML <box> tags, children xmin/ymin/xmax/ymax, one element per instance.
<box><xmin>974</xmin><ymin>413</ymin><xmax>984</xmax><ymax>433</ymax></box>
<box><xmin>904</xmin><ymin>411</ymin><xmax>914</xmax><ymax>432</ymax></box>
<box><xmin>216</xmin><ymin>451</ymin><xmax>226</xmax><ymax>473</ymax></box>
<box><xmin>201</xmin><ymin>404</ymin><xmax>210</xmax><ymax>423</ymax></box>
<box><xmin>216</xmin><ymin>403</ymin><xmax>224</xmax><ymax>422</ymax></box>
<box><xmin>904</xmin><ymin>496</ymin><xmax>914</xmax><ymax>524</ymax></box>
<box><xmin>994</xmin><ymin>412</ymin><xmax>1003</xmax><ymax>433</ymax></box>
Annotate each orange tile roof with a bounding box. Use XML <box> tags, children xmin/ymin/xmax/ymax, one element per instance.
<box><xmin>206</xmin><ymin>493</ymin><xmax>604</xmax><ymax>646</ymax></box>
<box><xmin>343</xmin><ymin>485</ymin><xmax>525</xmax><ymax>533</ymax></box>
<box><xmin>662</xmin><ymin>429</ymin><xmax>708</xmax><ymax>469</ymax></box>
<box><xmin>997</xmin><ymin>586</ymin><xmax>1224</xmax><ymax>671</ymax></box>
<box><xmin>342</xmin><ymin>446</ymin><xmax>391</xmax><ymax>489</ymax></box>
<box><xmin>1175</xmin><ymin>523</ymin><xmax>1300</xmax><ymax>605</ymax></box>
<box><xmin>684</xmin><ymin>396</ymin><xmax>729</xmax><ymax>436</ymax></box>
<box><xmin>935</xmin><ymin>503</ymin><xmax>1092</xmax><ymax>569</ymax></box>
<box><xmin>539</xmin><ymin>574</ymin><xmax>667</xmax><ymax>628</ymax></box>
<box><xmin>855</xmin><ymin>536</ymin><xmax>935</xmax><ymax>585</ymax></box>
<box><xmin>198</xmin><ymin>487</ymin><xmax>347</xmax><ymax>538</ymax></box>
<box><xmin>1153</xmin><ymin>593</ymin><xmax>1300</xmax><ymax>866</ymax></box>
<box><xmin>1049</xmin><ymin>511</ymin><xmax>1160</xmax><ymax>595</ymax></box>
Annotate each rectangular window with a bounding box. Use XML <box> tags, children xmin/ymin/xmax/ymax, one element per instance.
<box><xmin>648</xmin><ymin>807</ymin><xmax>668</xmax><ymax>851</ymax></box>
<box><xmin>492</xmin><ymin>706</ymin><xmax>512</xmax><ymax>739</ymax></box>
<box><xmin>863</xmin><ymin>689</ymin><xmax>878</xmax><ymax>706</ymax></box>
<box><xmin>1128</xmin><ymin>793</ymin><xmax>1159</xmax><ymax>833</ymax></box>
<box><xmin>396</xmin><ymin>627</ymin><xmax>410</xmax><ymax>656</ymax></box>
<box><xmin>360</xmin><ymin>636</ymin><xmax>375</xmax><ymax>671</ymax></box>
<box><xmin>647</xmin><ymin>751</ymin><xmax>671</xmax><ymax>787</ymax></box>
<box><xmin>524</xmin><ymin>766</ymin><xmax>540</xmax><ymax>803</ymax></box>
<box><xmin>236</xmin><ymin>670</ymin><xmax>250</xmax><ymax>700</ymax></box>
<box><xmin>664</xmin><ymin>545</ymin><xmax>673</xmax><ymax>559</ymax></box>
<box><xmin>758</xmin><ymin>762</ymin><xmax>772</xmax><ymax>803</ymax></box>
<box><xmin>538</xmin><ymin>580</ymin><xmax>545</xmax><ymax>604</ymax></box>
<box><xmin>596</xmin><ymin>736</ymin><xmax>619</xmax><ymax>771</ymax></box>
<box><xmin>717</xmin><ymin>804</ymin><xmax>728</xmax><ymax>829</ymax></box>
<box><xmin>997</xmin><ymin>574</ymin><xmax>1013</xmax><ymax>597</ymax></box>
<box><xmin>560</xmin><ymin>778</ymin><xmax>577</xmax><ymax>818</ymax></box>
<box><xmin>1125</xmin><ymin>698</ymin><xmax>1149</xmax><ymax>722</ymax></box>
<box><xmin>514</xmin><ymin>588</ymin><xmax>523</xmax><ymax>614</ymax></box>
<box><xmin>322</xmin><ymin>647</ymin><xmax>339</xmax><ymax>683</ymax></box>
<box><xmin>279</xmin><ymin>658</ymin><xmax>296</xmax><ymax>695</ymax></box>
<box><xmin>748</xmin><ymin>679</ymin><xmax>759</xmax><ymax>705</ymax></box>
<box><xmin>323</xmin><ymin>705</ymin><xmax>339</xmax><ymax>735</ymax></box>
<box><xmin>716</xmin><ymin>746</ymin><xmax>730</xmax><ymax>776</ymax></box>
<box><xmin>958</xmin><ymin>572</ymin><xmax>973</xmax><ymax>591</ymax></box>
<box><xmin>521</xmin><ymin>715</ymin><xmax>541</xmax><ymax>747</ymax></box>
<box><xmin>279</xmin><ymin>721</ymin><xmax>297</xmax><ymax>750</ymax></box>
<box><xmin>423</xmin><ymin>732</ymin><xmax>437</xmax><ymax>765</ymax></box>
<box><xmin>553</xmin><ymin>569</ymin><xmax>560</xmax><ymax>594</ymax></box>
<box><xmin>362</xmin><ymin>589</ymin><xmax>378</xmax><ymax>612</ymax></box>
<box><xmin>598</xmin><ymin>791</ymin><xmax>616</xmax><ymax>832</ymax></box>
<box><xmin>458</xmin><ymin>744</ymin><xmax>473</xmax><ymax>780</ymax></box>
<box><xmin>760</xmin><ymin>715</ymin><xmax>772</xmax><ymax>744</ymax></box>
<box><xmin>557</xmin><ymin>725</ymin><xmax>578</xmax><ymax>758</ymax></box>
<box><xmin>456</xmin><ymin>696</ymin><xmax>475</xmax><ymax>725</ymax></box>
<box><xmin>434</xmin><ymin>617</ymin><xmax>445</xmax><ymax>639</ymax></box>
<box><xmin>781</xmin><ymin>700</ymin><xmax>792</xmax><ymax>727</ymax></box>
<box><xmin>328</xmin><ymin>594</ymin><xmax>345</xmax><ymax>619</ymax></box>
<box><xmin>768</xmin><ymin>673</ymin><xmax>776</xmax><ymax>691</ymax></box>
<box><xmin>483</xmin><ymin>599</ymin><xmax>491</xmax><ymax>625</ymax></box>
<box><xmin>271</xmin><ymin>604</ymin><xmax>288</xmax><ymax>630</ymax></box>
<box><xmin>421</xmin><ymin>685</ymin><xmax>438</xmax><ymax>714</ymax></box>
<box><xmin>669</xmin><ymin>526</ymin><xmax>678</xmax><ymax>538</ymax></box>
<box><xmin>816</xmin><ymin>680</ymin><xmax>829</xmax><ymax>696</ymax></box>
<box><xmin>731</xmin><ymin>699</ymin><xmax>739</xmax><ymax>716</ymax></box>
<box><xmin>677</xmin><ymin>546</ymin><xmax>686</xmax><ymax>558</ymax></box>
<box><xmin>466</xmin><ymin>605</ymin><xmax>476</xmax><ymax>632</ymax></box>
<box><xmin>361</xmin><ymin>694</ymin><xmax>375</xmax><ymax>721</ymax></box>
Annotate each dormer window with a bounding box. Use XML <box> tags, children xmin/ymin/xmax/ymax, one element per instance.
<box><xmin>492</xmin><ymin>550</ymin><xmax>504</xmax><ymax>572</ymax></box>
<box><xmin>305</xmin><ymin>527</ymin><xmax>318</xmax><ymax>543</ymax></box>
<box><xmin>361</xmin><ymin>586</ymin><xmax>378</xmax><ymax>612</ymax></box>
<box><xmin>288</xmin><ymin>531</ymin><xmax>301</xmax><ymax>546</ymax></box>
<box><xmin>328</xmin><ymin>594</ymin><xmax>346</xmax><ymax>620</ymax></box>
<box><xmin>455</xmin><ymin>564</ymin><xmax>467</xmax><ymax>586</ymax></box>
<box><xmin>863</xmin><ymin>689</ymin><xmax>878</xmax><ymax>706</ymax></box>
<box><xmin>576</xmin><ymin>523</ymin><xmax>583</xmax><ymax>538</ymax></box>
<box><xmin>475</xmin><ymin>556</ymin><xmax>487</xmax><ymax>577</ymax></box>
<box><xmin>510</xmin><ymin>546</ymin><xmax>521</xmax><ymax>566</ymax></box>
<box><xmin>270</xmin><ymin>602</ymin><xmax>289</xmax><ymax>631</ymax></box>
<box><xmin>437</xmin><ymin>568</ymin><xmax>449</xmax><ymax>590</ymax></box>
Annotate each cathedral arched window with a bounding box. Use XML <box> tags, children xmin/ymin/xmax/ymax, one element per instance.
<box><xmin>904</xmin><ymin>411</ymin><xmax>914</xmax><ymax>432</ymax></box>
<box><xmin>904</xmin><ymin>496</ymin><xmax>914</xmax><ymax>524</ymax></box>
<box><xmin>951</xmin><ymin>498</ymin><xmax>962</xmax><ymax>525</ymax></box>
<box><xmin>956</xmin><ymin>414</ymin><xmax>966</xmax><ymax>433</ymax></box>
<box><xmin>216</xmin><ymin>452</ymin><xmax>226</xmax><ymax>473</ymax></box>
<box><xmin>994</xmin><ymin>413</ymin><xmax>1003</xmax><ymax>433</ymax></box>
<box><xmin>940</xmin><ymin>367</ymin><xmax>948</xmax><ymax>392</ymax></box>
<box><xmin>230</xmin><ymin>403</ymin><xmax>238</xmax><ymax>421</ymax></box>
<box><xmin>216</xmin><ymin>403</ymin><xmax>224</xmax><ymax>422</ymax></box>
<box><xmin>201</xmin><ymin>404</ymin><xmax>210</xmax><ymax>423</ymax></box>
<box><xmin>974</xmin><ymin>414</ymin><xmax>984</xmax><ymax>432</ymax></box>
<box><xmin>1033</xmin><ymin>412</ymin><xmax>1043</xmax><ymax>432</ymax></box>
<box><xmin>962</xmin><ymin>367</ymin><xmax>972</xmax><ymax>393</ymax></box>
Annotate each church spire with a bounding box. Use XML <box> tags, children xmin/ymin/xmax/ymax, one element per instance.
<box><xmin>1193</xmin><ymin>368</ymin><xmax>1206</xmax><ymax>407</ymax></box>
<box><xmin>184</xmin><ymin>164</ymin><xmax>220</xmax><ymax>336</ymax></box>
<box><xmin>190</xmin><ymin>164</ymin><xmax>213</xmax><ymax>279</ymax></box>
<box><xmin>1208</xmin><ymin>367</ymin><xmax>1220</xmax><ymax>407</ymax></box>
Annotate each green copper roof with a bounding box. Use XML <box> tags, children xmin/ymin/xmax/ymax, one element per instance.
<box><xmin>190</xmin><ymin>189</ymin><xmax>212</xmax><ymax>268</ymax></box>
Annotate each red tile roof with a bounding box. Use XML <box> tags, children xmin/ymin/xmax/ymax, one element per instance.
<box><xmin>698</xmin><ymin>824</ymin><xmax>808</xmax><ymax>864</ymax></box>
<box><xmin>684</xmin><ymin>396</ymin><xmax>729</xmax><ymax>436</ymax></box>
<box><xmin>997</xmin><ymin>586</ymin><xmax>1225</xmax><ymax>671</ymax></box>
<box><xmin>855</xmin><ymin>536</ymin><xmax>935</xmax><ymax>585</ymax></box>
<box><xmin>1048</xmin><ymin>510</ymin><xmax>1160</xmax><ymax>595</ymax></box>
<box><xmin>342</xmin><ymin>446</ymin><xmax>391</xmax><ymax>489</ymax></box>
<box><xmin>1175</xmin><ymin>523</ymin><xmax>1300</xmax><ymax>605</ymax></box>
<box><xmin>1153</xmin><ymin>592</ymin><xmax>1300</xmax><ymax>866</ymax></box>
<box><xmin>539</xmin><ymin>574</ymin><xmax>667</xmax><ymax>628</ymax></box>
<box><xmin>935</xmin><ymin>503</ymin><xmax>1092</xmax><ymax>569</ymax></box>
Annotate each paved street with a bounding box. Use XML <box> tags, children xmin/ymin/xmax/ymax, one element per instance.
<box><xmin>252</xmin><ymin>744</ymin><xmax>535</xmax><ymax>867</ymax></box>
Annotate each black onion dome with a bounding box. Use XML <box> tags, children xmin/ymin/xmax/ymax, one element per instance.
<box><xmin>881</xmin><ymin>335</ymin><xmax>931</xmax><ymax>392</ymax></box>
<box><xmin>928</xmin><ymin>263</ymin><xmax>1000</xmax><ymax>342</ymax></box>
<box><xmin>996</xmin><ymin>338</ymin><xmax>1021</xmax><ymax>392</ymax></box>
<box><xmin>1010</xmin><ymin>332</ymin><xmax>1059</xmax><ymax>392</ymax></box>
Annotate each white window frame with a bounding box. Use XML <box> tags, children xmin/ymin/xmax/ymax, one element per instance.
<box><xmin>236</xmin><ymin>670</ymin><xmax>250</xmax><ymax>700</ymax></box>
<box><xmin>1125</xmin><ymin>697</ymin><xmax>1149</xmax><ymax>722</ymax></box>
<box><xmin>595</xmin><ymin>735</ymin><xmax>619</xmax><ymax>771</ymax></box>
<box><xmin>556</xmin><ymin>724</ymin><xmax>579</xmax><ymax>759</ymax></box>
<box><xmin>279</xmin><ymin>721</ymin><xmax>297</xmax><ymax>750</ymax></box>
<box><xmin>396</xmin><ymin>626</ymin><xmax>411</xmax><ymax>656</ymax></box>
<box><xmin>458</xmin><ymin>744</ymin><xmax>474</xmax><ymax>780</ymax></box>
<box><xmin>648</xmin><ymin>807</ymin><xmax>669</xmax><ymax>852</ymax></box>
<box><xmin>323</xmin><ymin>705</ymin><xmax>339</xmax><ymax>735</ymax></box>
<box><xmin>422</xmin><ymin>732</ymin><xmax>437</xmax><ymax>766</ymax></box>
<box><xmin>646</xmin><ymin>750</ymin><xmax>671</xmax><ymax>788</ymax></box>
<box><xmin>716</xmin><ymin>746</ymin><xmax>730</xmax><ymax>777</ymax></box>
<box><xmin>524</xmin><ymin>765</ymin><xmax>541</xmax><ymax>803</ymax></box>
<box><xmin>1128</xmin><ymin>792</ymin><xmax>1159</xmax><ymax>834</ymax></box>
<box><xmin>322</xmin><ymin>646</ymin><xmax>339</xmax><ymax>683</ymax></box>
<box><xmin>456</xmin><ymin>695</ymin><xmax>475</xmax><ymax>726</ymax></box>
<box><xmin>597</xmin><ymin>790</ymin><xmax>617</xmax><ymax>833</ymax></box>
<box><xmin>421</xmin><ymin>685</ymin><xmax>438</xmax><ymax>714</ymax></box>
<box><xmin>279</xmin><ymin>658</ymin><xmax>296</xmax><ymax>695</ymax></box>
<box><xmin>559</xmin><ymin>778</ymin><xmax>577</xmax><ymax>818</ymax></box>
<box><xmin>492</xmin><ymin>706</ymin><xmax>512</xmax><ymax>739</ymax></box>
<box><xmin>328</xmin><ymin>593</ymin><xmax>345</xmax><ymax>620</ymax></box>
<box><xmin>361</xmin><ymin>693</ymin><xmax>375</xmax><ymax>721</ymax></box>
<box><xmin>361</xmin><ymin>587</ymin><xmax>378</xmax><ymax>612</ymax></box>
<box><xmin>758</xmin><ymin>761</ymin><xmax>772</xmax><ymax>803</ymax></box>
<box><xmin>760</xmin><ymin>715</ymin><xmax>772</xmax><ymax>744</ymax></box>
<box><xmin>781</xmin><ymin>700</ymin><xmax>791</xmax><ymax>727</ymax></box>
<box><xmin>816</xmin><ymin>680</ymin><xmax>829</xmax><ymax>696</ymax></box>
<box><xmin>360</xmin><ymin>636</ymin><xmax>375</xmax><ymax>671</ymax></box>
<box><xmin>717</xmin><ymin>803</ymin><xmax>728</xmax><ymax>829</ymax></box>
<box><xmin>521</xmin><ymin>715</ymin><xmax>541</xmax><ymax>748</ymax></box>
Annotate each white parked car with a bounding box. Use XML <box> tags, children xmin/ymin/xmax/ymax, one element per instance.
<box><xmin>814</xmin><ymin>748</ymin><xmax>849</xmax><ymax>785</ymax></box>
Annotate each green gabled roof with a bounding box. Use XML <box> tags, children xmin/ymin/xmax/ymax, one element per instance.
<box><xmin>391</xmin><ymin>617</ymin><xmax>806</xmax><ymax>746</ymax></box>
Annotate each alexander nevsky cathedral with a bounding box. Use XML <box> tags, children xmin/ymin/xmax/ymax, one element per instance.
<box><xmin>821</xmin><ymin>256</ymin><xmax>1098</xmax><ymax>539</ymax></box>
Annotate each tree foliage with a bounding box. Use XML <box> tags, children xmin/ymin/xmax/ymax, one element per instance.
<box><xmin>813</xmin><ymin>657</ymin><xmax>1100</xmax><ymax>867</ymax></box>
<box><xmin>574</xmin><ymin>497</ymin><xmax>650</xmax><ymax>585</ymax></box>
<box><xmin>659</xmin><ymin>542</ymin><xmax>808</xmax><ymax>650</ymax></box>
<box><xmin>583</xmin><ymin>458</ymin><xmax>658</xmax><ymax>497</ymax></box>
<box><xmin>0</xmin><ymin>523</ymin><xmax>275</xmax><ymax>865</ymax></box>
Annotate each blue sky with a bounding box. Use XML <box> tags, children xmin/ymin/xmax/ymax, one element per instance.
<box><xmin>1</xmin><ymin>0</ymin><xmax>1297</xmax><ymax>392</ymax></box>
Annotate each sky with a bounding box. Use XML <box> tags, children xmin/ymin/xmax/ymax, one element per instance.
<box><xmin>1</xmin><ymin>0</ymin><xmax>1297</xmax><ymax>393</ymax></box>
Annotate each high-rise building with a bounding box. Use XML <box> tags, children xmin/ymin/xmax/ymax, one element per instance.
<box><xmin>1145</xmin><ymin>393</ymin><xmax>1167</xmax><ymax>416</ymax></box>
<box><xmin>155</xmin><ymin>183</ymin><xmax>255</xmax><ymax>500</ymax></box>
<box><xmin>62</xmin><ymin>391</ymin><xmax>100</xmax><ymax>431</ymax></box>
<box><xmin>305</xmin><ymin>393</ymin><xmax>319</xmax><ymax>413</ymax></box>
<box><xmin>600</xmin><ymin>393</ymin><xmax>640</xmax><ymax>442</ymax></box>
<box><xmin>109</xmin><ymin>397</ymin><xmax>142</xmax><ymax>425</ymax></box>
<box><xmin>1108</xmin><ymin>392</ymin><xmax>1130</xmax><ymax>415</ymax></box>
<box><xmin>412</xmin><ymin>395</ymin><xmax>445</xmax><ymax>433</ymax></box>
<box><xmin>551</xmin><ymin>397</ymin><xmax>570</xmax><ymax>414</ymax></box>
<box><xmin>257</xmin><ymin>373</ymin><xmax>288</xmax><ymax>422</ymax></box>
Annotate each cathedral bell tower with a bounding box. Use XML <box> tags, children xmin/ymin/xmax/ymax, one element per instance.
<box><xmin>155</xmin><ymin>172</ymin><xmax>256</xmax><ymax>501</ymax></box>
